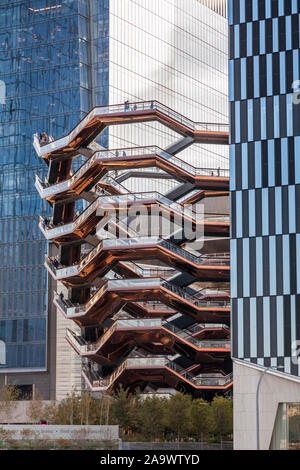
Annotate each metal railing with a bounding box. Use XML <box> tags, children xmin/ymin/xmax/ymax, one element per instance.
<box><xmin>66</xmin><ymin>318</ymin><xmax>230</xmax><ymax>356</ymax></box>
<box><xmin>187</xmin><ymin>323</ymin><xmax>230</xmax><ymax>335</ymax></box>
<box><xmin>36</xmin><ymin>145</ymin><xmax>229</xmax><ymax>199</ymax></box>
<box><xmin>54</xmin><ymin>277</ymin><xmax>230</xmax><ymax>322</ymax></box>
<box><xmin>161</xmin><ymin>280</ymin><xmax>230</xmax><ymax>308</ymax></box>
<box><xmin>45</xmin><ymin>235</ymin><xmax>230</xmax><ymax>281</ymax></box>
<box><xmin>34</xmin><ymin>101</ymin><xmax>229</xmax><ymax>157</ymax></box>
<box><xmin>83</xmin><ymin>354</ymin><xmax>232</xmax><ymax>390</ymax></box>
<box><xmin>39</xmin><ymin>187</ymin><xmax>229</xmax><ymax>241</ymax></box>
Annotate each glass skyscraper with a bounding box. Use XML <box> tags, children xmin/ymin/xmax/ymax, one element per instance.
<box><xmin>229</xmin><ymin>0</ymin><xmax>300</xmax><ymax>450</ymax></box>
<box><xmin>0</xmin><ymin>0</ymin><xmax>228</xmax><ymax>399</ymax></box>
<box><xmin>0</xmin><ymin>0</ymin><xmax>108</xmax><ymax>395</ymax></box>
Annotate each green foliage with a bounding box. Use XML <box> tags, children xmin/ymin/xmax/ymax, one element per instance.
<box><xmin>0</xmin><ymin>384</ymin><xmax>21</xmax><ymax>422</ymax></box>
<box><xmin>18</xmin><ymin>385</ymin><xmax>234</xmax><ymax>442</ymax></box>
<box><xmin>110</xmin><ymin>386</ymin><xmax>136</xmax><ymax>436</ymax></box>
<box><xmin>190</xmin><ymin>398</ymin><xmax>214</xmax><ymax>439</ymax></box>
<box><xmin>210</xmin><ymin>396</ymin><xmax>233</xmax><ymax>438</ymax></box>
<box><xmin>165</xmin><ymin>393</ymin><xmax>192</xmax><ymax>440</ymax></box>
<box><xmin>138</xmin><ymin>394</ymin><xmax>167</xmax><ymax>441</ymax></box>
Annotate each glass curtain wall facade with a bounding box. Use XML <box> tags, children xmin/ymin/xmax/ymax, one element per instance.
<box><xmin>229</xmin><ymin>0</ymin><xmax>300</xmax><ymax>375</ymax></box>
<box><xmin>107</xmin><ymin>0</ymin><xmax>228</xmax><ymax>194</ymax></box>
<box><xmin>0</xmin><ymin>0</ymin><xmax>100</xmax><ymax>373</ymax></box>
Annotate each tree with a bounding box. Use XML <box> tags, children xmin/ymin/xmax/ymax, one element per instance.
<box><xmin>110</xmin><ymin>386</ymin><xmax>136</xmax><ymax>436</ymax></box>
<box><xmin>27</xmin><ymin>387</ymin><xmax>46</xmax><ymax>423</ymax></box>
<box><xmin>190</xmin><ymin>398</ymin><xmax>213</xmax><ymax>440</ymax></box>
<box><xmin>166</xmin><ymin>393</ymin><xmax>192</xmax><ymax>442</ymax></box>
<box><xmin>126</xmin><ymin>388</ymin><xmax>143</xmax><ymax>435</ymax></box>
<box><xmin>56</xmin><ymin>390</ymin><xmax>81</xmax><ymax>424</ymax></box>
<box><xmin>43</xmin><ymin>400</ymin><xmax>58</xmax><ymax>424</ymax></box>
<box><xmin>0</xmin><ymin>383</ymin><xmax>20</xmax><ymax>423</ymax></box>
<box><xmin>80</xmin><ymin>391</ymin><xmax>93</xmax><ymax>425</ymax></box>
<box><xmin>210</xmin><ymin>396</ymin><xmax>233</xmax><ymax>440</ymax></box>
<box><xmin>84</xmin><ymin>394</ymin><xmax>104</xmax><ymax>425</ymax></box>
<box><xmin>139</xmin><ymin>394</ymin><xmax>167</xmax><ymax>442</ymax></box>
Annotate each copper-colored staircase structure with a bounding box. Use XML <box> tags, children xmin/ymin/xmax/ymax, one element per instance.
<box><xmin>34</xmin><ymin>101</ymin><xmax>231</xmax><ymax>398</ymax></box>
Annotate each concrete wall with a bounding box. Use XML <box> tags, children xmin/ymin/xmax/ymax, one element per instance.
<box><xmin>55</xmin><ymin>311</ymin><xmax>82</xmax><ymax>400</ymax></box>
<box><xmin>47</xmin><ymin>243</ymin><xmax>81</xmax><ymax>401</ymax></box>
<box><xmin>0</xmin><ymin>401</ymin><xmax>52</xmax><ymax>424</ymax></box>
<box><xmin>234</xmin><ymin>360</ymin><xmax>300</xmax><ymax>450</ymax></box>
<box><xmin>0</xmin><ymin>424</ymin><xmax>119</xmax><ymax>441</ymax></box>
<box><xmin>55</xmin><ymin>282</ymin><xmax>82</xmax><ymax>400</ymax></box>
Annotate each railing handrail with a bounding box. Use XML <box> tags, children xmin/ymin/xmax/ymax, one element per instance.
<box><xmin>45</xmin><ymin>235</ymin><xmax>230</xmax><ymax>281</ymax></box>
<box><xmin>54</xmin><ymin>271</ymin><xmax>230</xmax><ymax>318</ymax></box>
<box><xmin>34</xmin><ymin>101</ymin><xmax>229</xmax><ymax>157</ymax></box>
<box><xmin>67</xmin><ymin>317</ymin><xmax>230</xmax><ymax>354</ymax></box>
<box><xmin>83</xmin><ymin>356</ymin><xmax>232</xmax><ymax>390</ymax></box>
<box><xmin>37</xmin><ymin>145</ymin><xmax>229</xmax><ymax>197</ymax></box>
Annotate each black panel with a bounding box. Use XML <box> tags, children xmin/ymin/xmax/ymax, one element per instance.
<box><xmin>237</xmin><ymin>238</ymin><xmax>244</xmax><ymax>298</ymax></box>
<box><xmin>279</xmin><ymin>94</ymin><xmax>287</xmax><ymax>138</ymax></box>
<box><xmin>231</xmin><ymin>298</ymin><xmax>238</xmax><ymax>358</ymax></box>
<box><xmin>271</xmin><ymin>0</ymin><xmax>278</xmax><ymax>18</ymax></box>
<box><xmin>265</xmin><ymin>19</ymin><xmax>273</xmax><ymax>53</ymax></box>
<box><xmin>235</xmin><ymin>144</ymin><xmax>242</xmax><ymax>191</ymax></box>
<box><xmin>253</xmin><ymin>99</ymin><xmax>261</xmax><ymax>142</ymax></box>
<box><xmin>262</xmin><ymin>236</ymin><xmax>270</xmax><ymax>297</ymax></box>
<box><xmin>283</xmin><ymin>295</ymin><xmax>292</xmax><ymax>357</ymax></box>
<box><xmin>242</xmin><ymin>190</ymin><xmax>249</xmax><ymax>237</ymax></box>
<box><xmin>276</xmin><ymin>236</ymin><xmax>283</xmax><ymax>295</ymax></box>
<box><xmin>268</xmin><ymin>187</ymin><xmax>276</xmax><ymax>235</ymax></box>
<box><xmin>240</xmin><ymin>100</ymin><xmax>248</xmax><ymax>142</ymax></box>
<box><xmin>233</xmin><ymin>1</ymin><xmax>240</xmax><ymax>25</ymax></box>
<box><xmin>252</xmin><ymin>21</ymin><xmax>260</xmax><ymax>56</ymax></box>
<box><xmin>256</xmin><ymin>297</ymin><xmax>264</xmax><ymax>357</ymax></box>
<box><xmin>247</xmin><ymin>142</ymin><xmax>255</xmax><ymax>189</ymax></box>
<box><xmin>281</xmin><ymin>186</ymin><xmax>289</xmax><ymax>234</ymax></box>
<box><xmin>274</xmin><ymin>138</ymin><xmax>282</xmax><ymax>186</ymax></box>
<box><xmin>249</xmin><ymin>237</ymin><xmax>257</xmax><ymax>297</ymax></box>
<box><xmin>292</xmin><ymin>14</ymin><xmax>299</xmax><ymax>49</ymax></box>
<box><xmin>255</xmin><ymin>189</ymin><xmax>262</xmax><ymax>236</ymax></box>
<box><xmin>240</xmin><ymin>23</ymin><xmax>247</xmax><ymax>58</ymax></box>
<box><xmin>245</xmin><ymin>0</ymin><xmax>252</xmax><ymax>22</ymax></box>
<box><xmin>290</xmin><ymin>234</ymin><xmax>297</xmax><ymax>294</ymax></box>
<box><xmin>266</xmin><ymin>96</ymin><xmax>274</xmax><ymax>139</ymax></box>
<box><xmin>246</xmin><ymin>56</ymin><xmax>254</xmax><ymax>99</ymax></box>
<box><xmin>259</xmin><ymin>54</ymin><xmax>267</xmax><ymax>97</ymax></box>
<box><xmin>270</xmin><ymin>296</ymin><xmax>277</xmax><ymax>357</ymax></box>
<box><xmin>234</xmin><ymin>60</ymin><xmax>241</xmax><ymax>101</ymax></box>
<box><xmin>278</xmin><ymin>16</ymin><xmax>286</xmax><ymax>52</ymax></box>
<box><xmin>231</xmin><ymin>191</ymin><xmax>236</xmax><ymax>238</ymax></box>
<box><xmin>272</xmin><ymin>53</ymin><xmax>280</xmax><ymax>96</ymax></box>
<box><xmin>243</xmin><ymin>298</ymin><xmax>250</xmax><ymax>357</ymax></box>
<box><xmin>229</xmin><ymin>25</ymin><xmax>235</xmax><ymax>60</ymax></box>
<box><xmin>288</xmin><ymin>137</ymin><xmax>295</xmax><ymax>185</ymax></box>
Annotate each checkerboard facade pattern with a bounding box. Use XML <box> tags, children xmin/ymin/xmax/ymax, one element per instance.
<box><xmin>229</xmin><ymin>0</ymin><xmax>300</xmax><ymax>375</ymax></box>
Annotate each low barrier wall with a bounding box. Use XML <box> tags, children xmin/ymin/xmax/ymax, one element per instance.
<box><xmin>0</xmin><ymin>424</ymin><xmax>119</xmax><ymax>441</ymax></box>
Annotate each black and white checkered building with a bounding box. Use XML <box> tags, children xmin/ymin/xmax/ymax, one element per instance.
<box><xmin>230</xmin><ymin>0</ymin><xmax>300</xmax><ymax>375</ymax></box>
